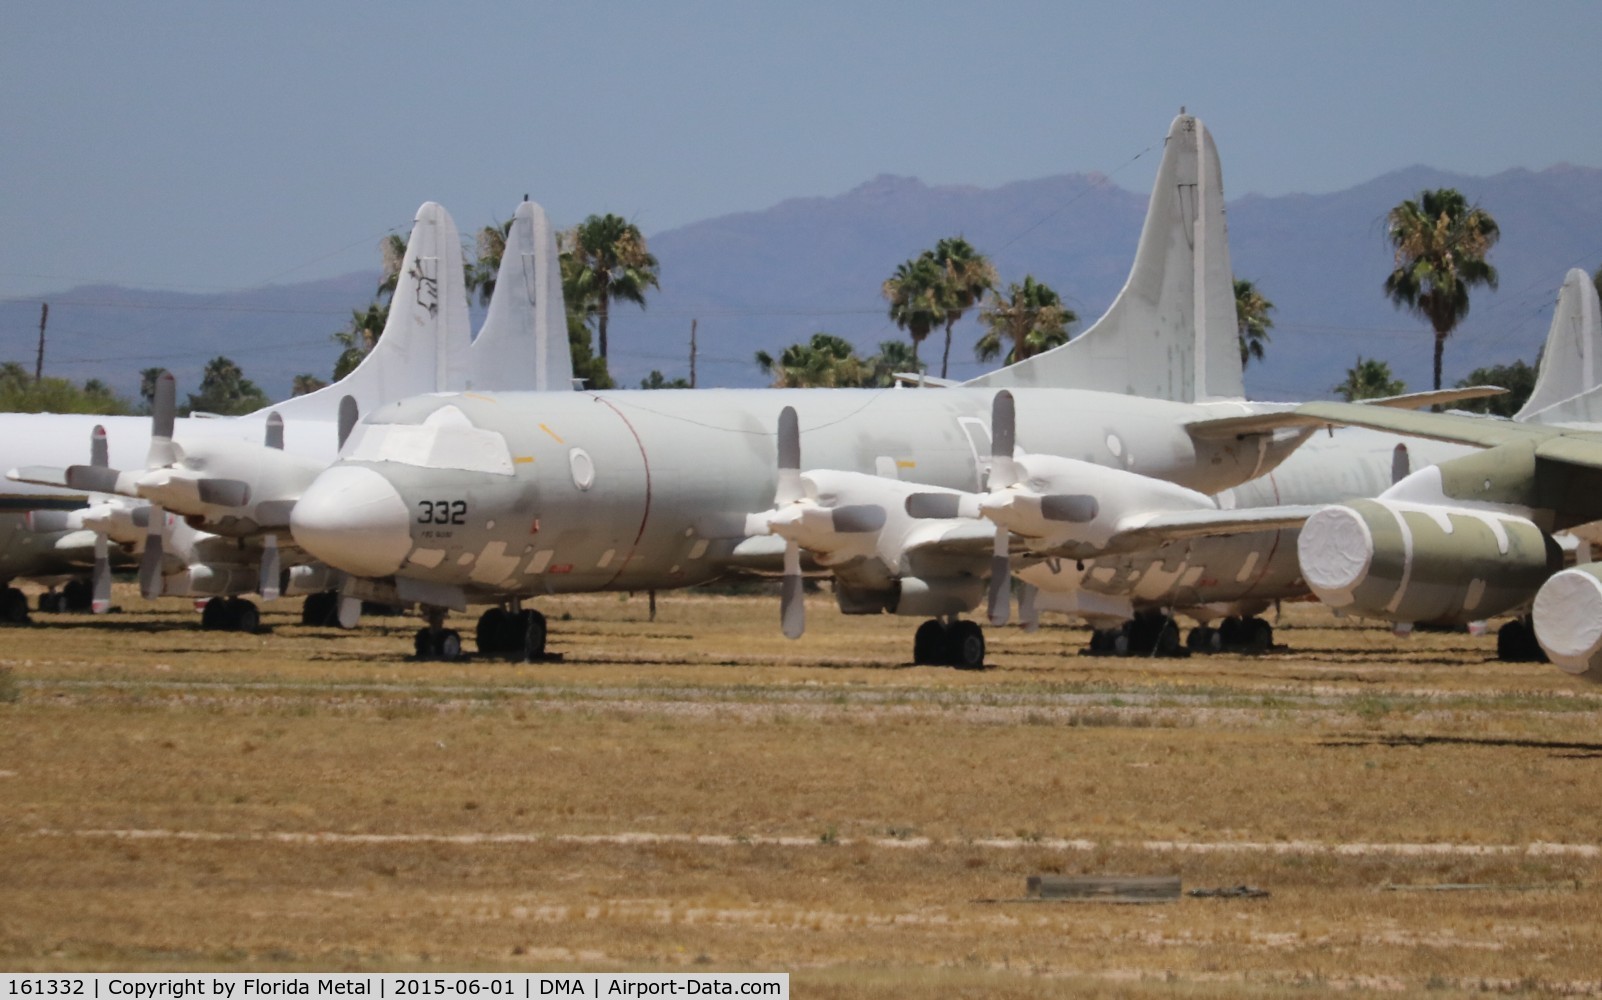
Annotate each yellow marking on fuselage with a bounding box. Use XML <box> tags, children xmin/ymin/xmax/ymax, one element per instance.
<box><xmin>513</xmin><ymin>456</ymin><xmax>534</xmax><ymax>464</ymax></box>
<box><xmin>462</xmin><ymin>392</ymin><xmax>496</xmax><ymax>402</ymax></box>
<box><xmin>896</xmin><ymin>460</ymin><xmax>917</xmax><ymax>469</ymax></box>
<box><xmin>540</xmin><ymin>424</ymin><xmax>565</xmax><ymax>444</ymax></box>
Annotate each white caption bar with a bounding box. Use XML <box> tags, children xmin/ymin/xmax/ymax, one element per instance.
<box><xmin>1</xmin><ymin>976</ymin><xmax>788</xmax><ymax>1000</ymax></box>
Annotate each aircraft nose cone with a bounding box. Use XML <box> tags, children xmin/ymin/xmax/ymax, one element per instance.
<box><xmin>291</xmin><ymin>465</ymin><xmax>412</xmax><ymax>577</ymax></box>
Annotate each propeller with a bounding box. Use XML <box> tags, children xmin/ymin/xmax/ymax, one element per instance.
<box><xmin>745</xmin><ymin>407</ymin><xmax>888</xmax><ymax>639</ymax></box>
<box><xmin>906</xmin><ymin>390</ymin><xmax>1111</xmax><ymax>624</ymax></box>
<box><xmin>138</xmin><ymin>504</ymin><xmax>165</xmax><ymax>599</ymax></box>
<box><xmin>89</xmin><ymin>426</ymin><xmax>111</xmax><ymax>613</ymax></box>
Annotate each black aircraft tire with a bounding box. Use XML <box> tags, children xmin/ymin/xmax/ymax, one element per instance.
<box><xmin>476</xmin><ymin>608</ymin><xmax>510</xmax><ymax>655</ymax></box>
<box><xmin>913</xmin><ymin>620</ymin><xmax>945</xmax><ymax>665</ymax></box>
<box><xmin>201</xmin><ymin>597</ymin><xmax>230</xmax><ymax>630</ymax></box>
<box><xmin>62</xmin><ymin>578</ymin><xmax>92</xmax><ymax>612</ymax></box>
<box><xmin>439</xmin><ymin>630</ymin><xmax>463</xmax><ymax>661</ymax></box>
<box><xmin>231</xmin><ymin>599</ymin><xmax>260</xmax><ymax>634</ymax></box>
<box><xmin>949</xmin><ymin>620</ymin><xmax>985</xmax><ymax>670</ymax></box>
<box><xmin>521</xmin><ymin>610</ymin><xmax>548</xmax><ymax>661</ymax></box>
<box><xmin>2</xmin><ymin>587</ymin><xmax>30</xmax><ymax>625</ymax></box>
<box><xmin>37</xmin><ymin>592</ymin><xmax>62</xmax><ymax>614</ymax></box>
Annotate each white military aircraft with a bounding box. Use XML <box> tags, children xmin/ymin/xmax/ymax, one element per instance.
<box><xmin>0</xmin><ymin>198</ymin><xmax>571</xmax><ymax>627</ymax></box>
<box><xmin>1004</xmin><ymin>269</ymin><xmax>1602</xmax><ymax>656</ymax></box>
<box><xmin>1154</xmin><ymin>268</ymin><xmax>1602</xmax><ymax>675</ymax></box>
<box><xmin>289</xmin><ymin>113</ymin><xmax>1430</xmax><ymax>666</ymax></box>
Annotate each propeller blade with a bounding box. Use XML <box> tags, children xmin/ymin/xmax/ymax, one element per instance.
<box><xmin>65</xmin><ymin>465</ymin><xmax>124</xmax><ymax>495</ymax></box>
<box><xmin>1018</xmin><ymin>583</ymin><xmax>1039</xmax><ymax>633</ymax></box>
<box><xmin>265</xmin><ymin>411</ymin><xmax>284</xmax><ymax>450</ymax></box>
<box><xmin>338</xmin><ymin>395</ymin><xmax>359</xmax><ymax>450</ymax></box>
<box><xmin>775</xmin><ymin>406</ymin><xmax>803</xmax><ymax>505</ymax></box>
<box><xmin>780</xmin><ymin>540</ymin><xmax>804</xmax><ymax>639</ymax></box>
<box><xmin>828</xmin><ymin>504</ymin><xmax>887</xmax><ymax>534</ymax></box>
<box><xmin>1039</xmin><ymin>494</ymin><xmax>1100</xmax><ymax>522</ymax></box>
<box><xmin>91</xmin><ymin>425</ymin><xmax>108</xmax><ymax>468</ymax></box>
<box><xmin>988</xmin><ymin>525</ymin><xmax>1011</xmax><ymax>627</ymax></box>
<box><xmin>147</xmin><ymin>372</ymin><xmax>177</xmax><ymax>468</ymax></box>
<box><xmin>337</xmin><ymin>595</ymin><xmax>362</xmax><ymax>629</ymax></box>
<box><xmin>258</xmin><ymin>534</ymin><xmax>281</xmax><ymax>601</ymax></box>
<box><xmin>195</xmin><ymin>478</ymin><xmax>251</xmax><ymax>508</ymax></box>
<box><xmin>990</xmin><ymin>390</ymin><xmax>1018</xmax><ymax>489</ymax></box>
<box><xmin>138</xmin><ymin>505</ymin><xmax>165</xmax><ymax>599</ymax></box>
<box><xmin>91</xmin><ymin>533</ymin><xmax>111</xmax><ymax>614</ymax></box>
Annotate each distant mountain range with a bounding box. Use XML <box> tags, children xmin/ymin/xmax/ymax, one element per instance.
<box><xmin>5</xmin><ymin>162</ymin><xmax>1601</xmax><ymax>404</ymax></box>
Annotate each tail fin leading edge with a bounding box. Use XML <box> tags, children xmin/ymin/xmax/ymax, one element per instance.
<box><xmin>469</xmin><ymin>200</ymin><xmax>575</xmax><ymax>392</ymax></box>
<box><xmin>963</xmin><ymin>114</ymin><xmax>1243</xmax><ymax>403</ymax></box>
<box><xmin>269</xmin><ymin>201</ymin><xmax>472</xmax><ymax>422</ymax></box>
<box><xmin>1516</xmin><ymin>268</ymin><xmax>1602</xmax><ymax>423</ymax></box>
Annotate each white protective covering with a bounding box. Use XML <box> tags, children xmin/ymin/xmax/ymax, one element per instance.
<box><xmin>470</xmin><ymin>200</ymin><xmax>575</xmax><ymax>392</ymax></box>
<box><xmin>1297</xmin><ymin>505</ymin><xmax>1374</xmax><ymax>606</ymax></box>
<box><xmin>1533</xmin><ymin>563</ymin><xmax>1602</xmax><ymax>675</ymax></box>
<box><xmin>965</xmin><ymin>114</ymin><xmax>1244</xmax><ymax>403</ymax></box>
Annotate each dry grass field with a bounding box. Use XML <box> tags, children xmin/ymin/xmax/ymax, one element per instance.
<box><xmin>5</xmin><ymin>585</ymin><xmax>1602</xmax><ymax>996</ymax></box>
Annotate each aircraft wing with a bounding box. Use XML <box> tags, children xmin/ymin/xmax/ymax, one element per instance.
<box><xmin>1076</xmin><ymin>504</ymin><xmax>1326</xmax><ymax>554</ymax></box>
<box><xmin>1185</xmin><ymin>387</ymin><xmax>1510</xmax><ymax>441</ymax></box>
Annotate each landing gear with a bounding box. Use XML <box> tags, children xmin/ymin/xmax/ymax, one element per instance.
<box><xmin>1089</xmin><ymin>612</ymin><xmax>1183</xmax><ymax>657</ymax></box>
<box><xmin>414</xmin><ymin>606</ymin><xmax>463</xmax><ymax>661</ymax></box>
<box><xmin>61</xmin><ymin>578</ymin><xmax>92</xmax><ymax>612</ymax></box>
<box><xmin>201</xmin><ymin>596</ymin><xmax>260</xmax><ymax>632</ymax></box>
<box><xmin>912</xmin><ymin>618</ymin><xmax>986</xmax><ymax>669</ymax></box>
<box><xmin>475</xmin><ymin>606</ymin><xmax>548</xmax><ymax>661</ymax></box>
<box><xmin>1</xmin><ymin>586</ymin><xmax>31</xmax><ymax>625</ymax></box>
<box><xmin>1496</xmin><ymin>617</ymin><xmax>1547</xmax><ymax>663</ymax></box>
<box><xmin>300</xmin><ymin>591</ymin><xmax>342</xmax><ymax>627</ymax></box>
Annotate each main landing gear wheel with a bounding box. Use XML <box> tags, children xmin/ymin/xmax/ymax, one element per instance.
<box><xmin>61</xmin><ymin>578</ymin><xmax>92</xmax><ymax>612</ymax></box>
<box><xmin>301</xmin><ymin>591</ymin><xmax>341</xmax><ymax>627</ymax></box>
<box><xmin>1496</xmin><ymin>617</ymin><xmax>1547</xmax><ymax>663</ymax></box>
<box><xmin>912</xmin><ymin>618</ymin><xmax>986</xmax><ymax>669</ymax></box>
<box><xmin>1</xmin><ymin>587</ymin><xmax>31</xmax><ymax>625</ymax></box>
<box><xmin>475</xmin><ymin>608</ymin><xmax>548</xmax><ymax>661</ymax></box>
<box><xmin>201</xmin><ymin>596</ymin><xmax>260</xmax><ymax>632</ymax></box>
<box><xmin>415</xmin><ymin>627</ymin><xmax>463</xmax><ymax>660</ymax></box>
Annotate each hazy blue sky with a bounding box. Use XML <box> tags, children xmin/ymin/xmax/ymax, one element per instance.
<box><xmin>4</xmin><ymin>1</ymin><xmax>1601</xmax><ymax>299</ymax></box>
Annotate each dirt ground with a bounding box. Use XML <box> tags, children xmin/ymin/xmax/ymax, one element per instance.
<box><xmin>3</xmin><ymin>587</ymin><xmax>1602</xmax><ymax>997</ymax></box>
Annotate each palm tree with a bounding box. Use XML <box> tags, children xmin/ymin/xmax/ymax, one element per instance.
<box><xmin>865</xmin><ymin>339</ymin><xmax>924</xmax><ymax>387</ymax></box>
<box><xmin>184</xmin><ymin>356</ymin><xmax>269</xmax><ymax>416</ymax></box>
<box><xmin>755</xmin><ymin>333</ymin><xmax>870</xmax><ymax>388</ymax></box>
<box><xmin>470</xmin><ymin>217</ymin><xmax>514</xmax><ymax>307</ymax></box>
<box><xmin>1234</xmin><ymin>278</ymin><xmax>1275</xmax><ymax>367</ymax></box>
<box><xmin>929</xmin><ymin>237</ymin><xmax>997</xmax><ymax>379</ymax></box>
<box><xmin>1384</xmin><ymin>188</ymin><xmax>1500</xmax><ymax>392</ymax></box>
<box><xmin>562</xmin><ymin>214</ymin><xmax>660</xmax><ymax>361</ymax></box>
<box><xmin>1333</xmin><ymin>357</ymin><xmax>1406</xmax><ymax>401</ymax></box>
<box><xmin>882</xmin><ymin>255</ymin><xmax>944</xmax><ymax>376</ymax></box>
<box><xmin>292</xmin><ymin>374</ymin><xmax>328</xmax><ymax>396</ymax></box>
<box><xmin>975</xmin><ymin>276</ymin><xmax>1075</xmax><ymax>366</ymax></box>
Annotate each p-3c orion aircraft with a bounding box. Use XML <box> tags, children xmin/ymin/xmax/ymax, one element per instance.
<box><xmin>287</xmin><ymin>113</ymin><xmax>1378</xmax><ymax>666</ymax></box>
<box><xmin>1</xmin><ymin>198</ymin><xmax>573</xmax><ymax>628</ymax></box>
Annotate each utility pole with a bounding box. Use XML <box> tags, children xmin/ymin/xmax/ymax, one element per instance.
<box><xmin>689</xmin><ymin>318</ymin><xmax>698</xmax><ymax>388</ymax></box>
<box><xmin>35</xmin><ymin>303</ymin><xmax>48</xmax><ymax>383</ymax></box>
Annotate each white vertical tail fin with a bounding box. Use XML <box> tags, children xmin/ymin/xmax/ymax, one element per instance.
<box><xmin>1516</xmin><ymin>268</ymin><xmax>1602</xmax><ymax>423</ymax></box>
<box><xmin>963</xmin><ymin>114</ymin><xmax>1243</xmax><ymax>402</ymax></box>
<box><xmin>267</xmin><ymin>202</ymin><xmax>472</xmax><ymax>422</ymax></box>
<box><xmin>469</xmin><ymin>200</ymin><xmax>575</xmax><ymax>392</ymax></box>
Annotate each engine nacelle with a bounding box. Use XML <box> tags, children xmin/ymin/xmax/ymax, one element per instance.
<box><xmin>284</xmin><ymin>563</ymin><xmax>339</xmax><ymax>596</ymax></box>
<box><xmin>1298</xmin><ymin>499</ymin><xmax>1559</xmax><ymax>626</ymax></box>
<box><xmin>1533</xmin><ymin>564</ymin><xmax>1602</xmax><ymax>682</ymax></box>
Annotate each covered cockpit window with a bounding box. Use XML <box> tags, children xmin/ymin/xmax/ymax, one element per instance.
<box><xmin>345</xmin><ymin>405</ymin><xmax>515</xmax><ymax>475</ymax></box>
